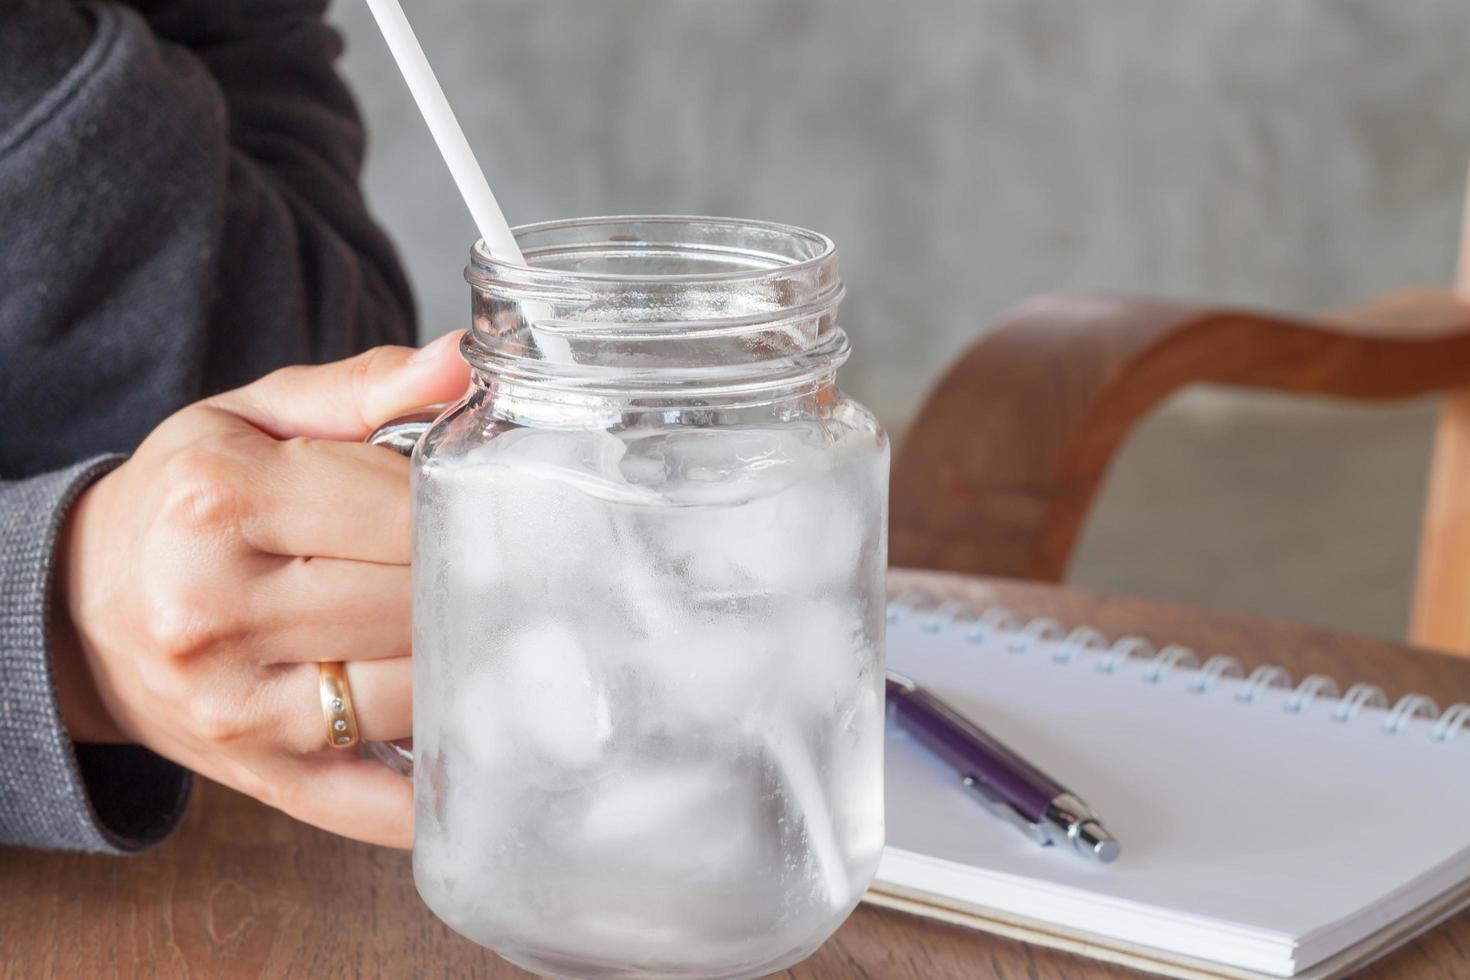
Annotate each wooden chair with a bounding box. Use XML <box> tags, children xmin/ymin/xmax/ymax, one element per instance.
<box><xmin>891</xmin><ymin>180</ymin><xmax>1470</xmax><ymax>656</ymax></box>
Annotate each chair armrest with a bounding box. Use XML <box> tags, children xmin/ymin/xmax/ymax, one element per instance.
<box><xmin>890</xmin><ymin>288</ymin><xmax>1470</xmax><ymax>581</ymax></box>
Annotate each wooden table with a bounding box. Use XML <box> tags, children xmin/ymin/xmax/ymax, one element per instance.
<box><xmin>7</xmin><ymin>569</ymin><xmax>1470</xmax><ymax>978</ymax></box>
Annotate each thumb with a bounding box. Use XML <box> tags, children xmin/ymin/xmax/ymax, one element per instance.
<box><xmin>209</xmin><ymin>332</ymin><xmax>470</xmax><ymax>441</ymax></box>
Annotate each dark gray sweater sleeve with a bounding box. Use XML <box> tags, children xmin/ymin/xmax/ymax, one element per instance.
<box><xmin>1</xmin><ymin>0</ymin><xmax>416</xmax><ymax>852</ymax></box>
<box><xmin>1</xmin><ymin>459</ymin><xmax>193</xmax><ymax>852</ymax></box>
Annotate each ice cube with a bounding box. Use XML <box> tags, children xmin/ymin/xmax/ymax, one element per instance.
<box><xmin>627</xmin><ymin>426</ymin><xmax>869</xmax><ymax>594</ymax></box>
<box><xmin>427</xmin><ymin>426</ymin><xmax>653</xmax><ymax>599</ymax></box>
<box><xmin>628</xmin><ymin>615</ymin><xmax>782</xmax><ymax>727</ymax></box>
<box><xmin>499</xmin><ymin>621</ymin><xmax>613</xmax><ymax>771</ymax></box>
<box><xmin>574</xmin><ymin>761</ymin><xmax>764</xmax><ymax>876</ymax></box>
<box><xmin>483</xmin><ymin>426</ymin><xmax>640</xmax><ymax>501</ymax></box>
<box><xmin>534</xmin><ymin>753</ymin><xmax>804</xmax><ymax>956</ymax></box>
<box><xmin>742</xmin><ymin>477</ymin><xmax>867</xmax><ymax>593</ymax></box>
<box><xmin>829</xmin><ymin>678</ymin><xmax>885</xmax><ymax>864</ymax></box>
<box><xmin>782</xmin><ymin>600</ymin><xmax>868</xmax><ymax>715</ymax></box>
<box><xmin>419</xmin><ymin>459</ymin><xmax>505</xmax><ymax>595</ymax></box>
<box><xmin>614</xmin><ymin>593</ymin><xmax>871</xmax><ymax>771</ymax></box>
<box><xmin>762</xmin><ymin>715</ymin><xmax>851</xmax><ymax>912</ymax></box>
<box><xmin>446</xmin><ymin>656</ymin><xmax>513</xmax><ymax>771</ymax></box>
<box><xmin>623</xmin><ymin>426</ymin><xmax>820</xmax><ymax>506</ymax></box>
<box><xmin>443</xmin><ymin>621</ymin><xmax>612</xmax><ymax>785</ymax></box>
<box><xmin>415</xmin><ymin>743</ymin><xmax>516</xmax><ymax>906</ymax></box>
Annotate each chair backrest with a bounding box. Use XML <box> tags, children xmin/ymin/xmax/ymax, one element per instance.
<box><xmin>893</xmin><ymin>181</ymin><xmax>1470</xmax><ymax>657</ymax></box>
<box><xmin>1409</xmin><ymin>175</ymin><xmax>1470</xmax><ymax>653</ymax></box>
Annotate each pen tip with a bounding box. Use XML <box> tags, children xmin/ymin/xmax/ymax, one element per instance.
<box><xmin>1077</xmin><ymin>821</ymin><xmax>1121</xmax><ymax>863</ymax></box>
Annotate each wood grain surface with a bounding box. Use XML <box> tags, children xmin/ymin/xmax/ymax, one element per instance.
<box><xmin>4</xmin><ymin>569</ymin><xmax>1469</xmax><ymax>979</ymax></box>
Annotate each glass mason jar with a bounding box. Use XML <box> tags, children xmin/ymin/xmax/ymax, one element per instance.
<box><xmin>410</xmin><ymin>216</ymin><xmax>887</xmax><ymax>979</ymax></box>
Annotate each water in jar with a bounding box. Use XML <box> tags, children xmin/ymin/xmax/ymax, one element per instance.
<box><xmin>411</xmin><ymin>407</ymin><xmax>887</xmax><ymax>979</ymax></box>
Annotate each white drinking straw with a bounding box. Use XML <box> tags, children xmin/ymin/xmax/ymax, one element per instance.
<box><xmin>767</xmin><ymin>717</ymin><xmax>852</xmax><ymax>911</ymax></box>
<box><xmin>361</xmin><ymin>0</ymin><xmax>526</xmax><ymax>265</ymax></box>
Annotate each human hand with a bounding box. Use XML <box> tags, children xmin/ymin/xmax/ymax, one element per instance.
<box><xmin>51</xmin><ymin>333</ymin><xmax>469</xmax><ymax>848</ymax></box>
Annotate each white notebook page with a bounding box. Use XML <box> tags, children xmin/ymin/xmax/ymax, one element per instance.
<box><xmin>877</xmin><ymin>609</ymin><xmax>1470</xmax><ymax>975</ymax></box>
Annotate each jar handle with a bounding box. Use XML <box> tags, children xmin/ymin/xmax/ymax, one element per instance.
<box><xmin>367</xmin><ymin>410</ymin><xmax>440</xmax><ymax>455</ymax></box>
<box><xmin>362</xmin><ymin>410</ymin><xmax>441</xmax><ymax>778</ymax></box>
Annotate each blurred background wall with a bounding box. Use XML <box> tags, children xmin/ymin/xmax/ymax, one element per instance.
<box><xmin>328</xmin><ymin>0</ymin><xmax>1470</xmax><ymax>640</ymax></box>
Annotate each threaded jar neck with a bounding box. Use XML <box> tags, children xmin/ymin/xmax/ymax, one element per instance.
<box><xmin>462</xmin><ymin>215</ymin><xmax>848</xmax><ymax>401</ymax></box>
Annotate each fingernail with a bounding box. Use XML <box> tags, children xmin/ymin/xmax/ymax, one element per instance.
<box><xmin>408</xmin><ymin>331</ymin><xmax>459</xmax><ymax>365</ymax></box>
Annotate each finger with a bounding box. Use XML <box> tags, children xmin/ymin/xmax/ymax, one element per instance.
<box><xmin>235</xmin><ymin>439</ymin><xmax>411</xmax><ymax>562</ymax></box>
<box><xmin>209</xmin><ymin>331</ymin><xmax>470</xmax><ymax>441</ymax></box>
<box><xmin>275</xmin><ymin>657</ymin><xmax>412</xmax><ymax>753</ymax></box>
<box><xmin>272</xmin><ymin>755</ymin><xmax>414</xmax><ymax>849</ymax></box>
<box><xmin>248</xmin><ymin>557</ymin><xmax>411</xmax><ymax>663</ymax></box>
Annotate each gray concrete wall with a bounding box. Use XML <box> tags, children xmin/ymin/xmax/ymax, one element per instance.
<box><xmin>329</xmin><ymin>0</ymin><xmax>1470</xmax><ymax>426</ymax></box>
<box><xmin>328</xmin><ymin>0</ymin><xmax>1470</xmax><ymax>639</ymax></box>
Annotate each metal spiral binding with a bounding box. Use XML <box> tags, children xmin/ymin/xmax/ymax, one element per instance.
<box><xmin>886</xmin><ymin>595</ymin><xmax>1470</xmax><ymax>744</ymax></box>
<box><xmin>1333</xmin><ymin>683</ymin><xmax>1388</xmax><ymax>723</ymax></box>
<box><xmin>1006</xmin><ymin>617</ymin><xmax>1063</xmax><ymax>655</ymax></box>
<box><xmin>1097</xmin><ymin>636</ymin><xmax>1154</xmax><ymax>675</ymax></box>
<box><xmin>1190</xmin><ymin>655</ymin><xmax>1244</xmax><ymax>694</ymax></box>
<box><xmin>1382</xmin><ymin>694</ymin><xmax>1439</xmax><ymax>735</ymax></box>
<box><xmin>920</xmin><ymin>601</ymin><xmax>973</xmax><ymax>634</ymax></box>
<box><xmin>965</xmin><ymin>608</ymin><xmax>1020</xmax><ymax>644</ymax></box>
<box><xmin>1235</xmin><ymin>665</ymin><xmax>1291</xmax><ymax>704</ymax></box>
<box><xmin>1141</xmin><ymin>645</ymin><xmax>1198</xmax><ymax>684</ymax></box>
<box><xmin>1432</xmin><ymin>704</ymin><xmax>1470</xmax><ymax>742</ymax></box>
<box><xmin>1053</xmin><ymin>626</ymin><xmax>1108</xmax><ymax>665</ymax></box>
<box><xmin>1285</xmin><ymin>675</ymin><xmax>1339</xmax><ymax>714</ymax></box>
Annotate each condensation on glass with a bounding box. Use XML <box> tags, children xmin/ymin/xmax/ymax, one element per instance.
<box><xmin>411</xmin><ymin>217</ymin><xmax>888</xmax><ymax>979</ymax></box>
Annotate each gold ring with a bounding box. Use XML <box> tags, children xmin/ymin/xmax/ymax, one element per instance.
<box><xmin>318</xmin><ymin>662</ymin><xmax>360</xmax><ymax>749</ymax></box>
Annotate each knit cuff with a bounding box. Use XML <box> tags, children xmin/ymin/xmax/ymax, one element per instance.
<box><xmin>0</xmin><ymin>457</ymin><xmax>192</xmax><ymax>852</ymax></box>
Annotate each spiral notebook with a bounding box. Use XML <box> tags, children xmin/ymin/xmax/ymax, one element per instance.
<box><xmin>868</xmin><ymin>597</ymin><xmax>1470</xmax><ymax>979</ymax></box>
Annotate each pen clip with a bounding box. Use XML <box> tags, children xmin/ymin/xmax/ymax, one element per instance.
<box><xmin>962</xmin><ymin>775</ymin><xmax>1052</xmax><ymax>847</ymax></box>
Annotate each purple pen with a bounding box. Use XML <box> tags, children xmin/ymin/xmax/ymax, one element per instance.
<box><xmin>886</xmin><ymin>672</ymin><xmax>1121</xmax><ymax>863</ymax></box>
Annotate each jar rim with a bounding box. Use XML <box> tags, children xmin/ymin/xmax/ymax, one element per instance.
<box><xmin>461</xmin><ymin>215</ymin><xmax>848</xmax><ymax>403</ymax></box>
<box><xmin>468</xmin><ymin>214</ymin><xmax>838</xmax><ymax>287</ymax></box>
